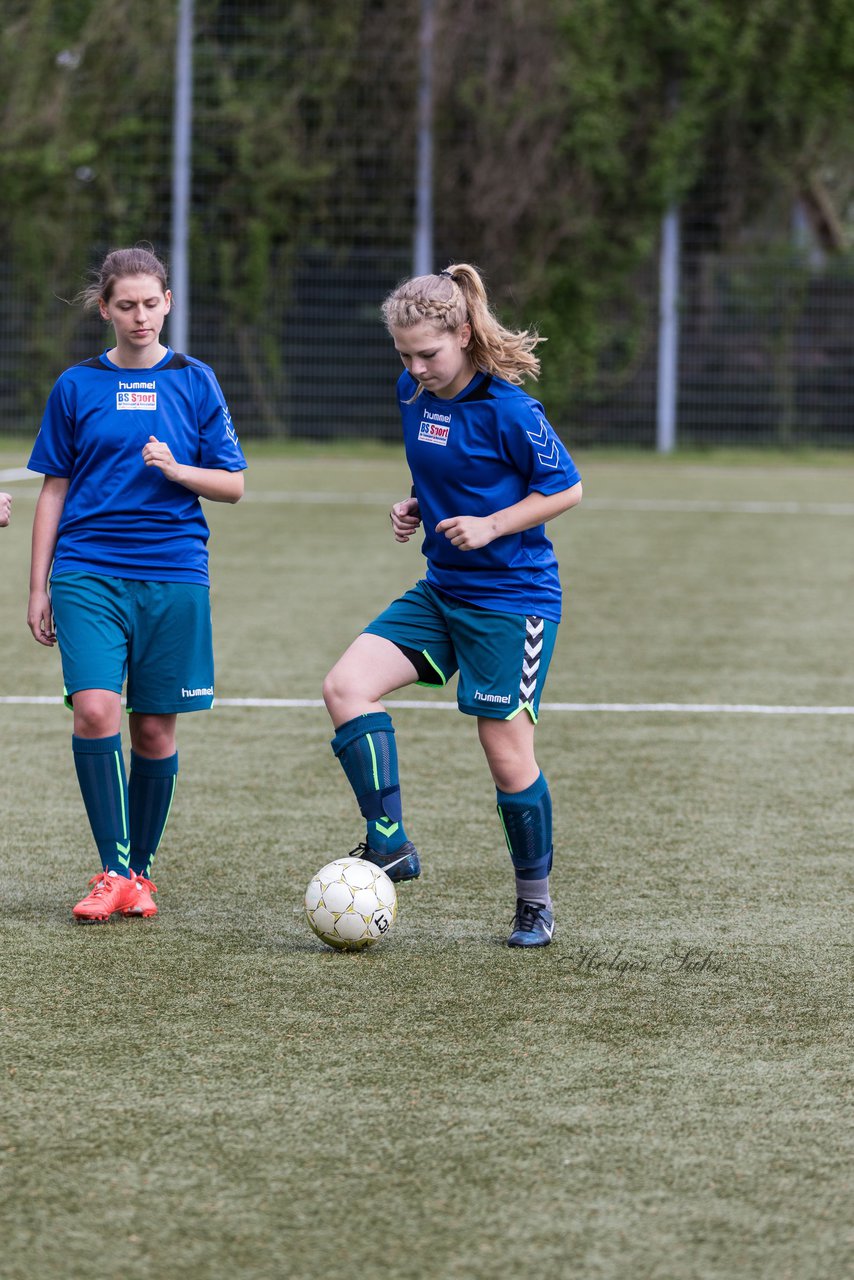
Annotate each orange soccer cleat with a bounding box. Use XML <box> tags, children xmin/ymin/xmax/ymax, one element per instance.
<box><xmin>72</xmin><ymin>870</ymin><xmax>138</xmax><ymax>923</ymax></box>
<box><xmin>121</xmin><ymin>873</ymin><xmax>158</xmax><ymax>919</ymax></box>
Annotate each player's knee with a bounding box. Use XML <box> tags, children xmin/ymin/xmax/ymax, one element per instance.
<box><xmin>131</xmin><ymin>717</ymin><xmax>175</xmax><ymax>757</ymax></box>
<box><xmin>321</xmin><ymin>668</ymin><xmax>337</xmax><ymax>710</ymax></box>
<box><xmin>482</xmin><ymin>742</ymin><xmax>538</xmax><ymax>793</ymax></box>
<box><xmin>322</xmin><ymin>665</ymin><xmax>350</xmax><ymax>715</ymax></box>
<box><xmin>479</xmin><ymin>719</ymin><xmax>538</xmax><ymax>792</ymax></box>
<box><xmin>491</xmin><ymin>762</ymin><xmax>533</xmax><ymax>793</ymax></box>
<box><xmin>72</xmin><ymin>693</ymin><xmax>119</xmax><ymax>738</ymax></box>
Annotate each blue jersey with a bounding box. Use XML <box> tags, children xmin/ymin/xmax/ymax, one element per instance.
<box><xmin>28</xmin><ymin>348</ymin><xmax>247</xmax><ymax>586</ymax></box>
<box><xmin>397</xmin><ymin>370</ymin><xmax>580</xmax><ymax>622</ymax></box>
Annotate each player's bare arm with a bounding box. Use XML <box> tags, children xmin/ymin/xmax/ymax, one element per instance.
<box><xmin>142</xmin><ymin>436</ymin><xmax>244</xmax><ymax>503</ymax></box>
<box><xmin>436</xmin><ymin>481</ymin><xmax>582</xmax><ymax>551</ymax></box>
<box><xmin>27</xmin><ymin>475</ymin><xmax>69</xmax><ymax>645</ymax></box>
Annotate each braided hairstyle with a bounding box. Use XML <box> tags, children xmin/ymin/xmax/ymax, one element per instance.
<box><xmin>381</xmin><ymin>263</ymin><xmax>543</xmax><ymax>397</ymax></box>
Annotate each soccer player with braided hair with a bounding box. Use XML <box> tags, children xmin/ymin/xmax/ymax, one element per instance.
<box><xmin>323</xmin><ymin>263</ymin><xmax>582</xmax><ymax>946</ymax></box>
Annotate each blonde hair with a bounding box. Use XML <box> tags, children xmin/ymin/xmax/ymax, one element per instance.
<box><xmin>78</xmin><ymin>245</ymin><xmax>169</xmax><ymax>312</ymax></box>
<box><xmin>382</xmin><ymin>263</ymin><xmax>544</xmax><ymax>393</ymax></box>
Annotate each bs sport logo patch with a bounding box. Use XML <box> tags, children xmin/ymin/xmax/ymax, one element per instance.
<box><xmin>418</xmin><ymin>408</ymin><xmax>451</xmax><ymax>446</ymax></box>
<box><xmin>117</xmin><ymin>379</ymin><xmax>157</xmax><ymax>411</ymax></box>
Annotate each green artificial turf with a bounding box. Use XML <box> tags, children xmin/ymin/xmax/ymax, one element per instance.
<box><xmin>0</xmin><ymin>445</ymin><xmax>851</xmax><ymax>1279</ymax></box>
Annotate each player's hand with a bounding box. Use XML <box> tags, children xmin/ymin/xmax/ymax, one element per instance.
<box><xmin>390</xmin><ymin>497</ymin><xmax>421</xmax><ymax>543</ymax></box>
<box><xmin>27</xmin><ymin>590</ymin><xmax>56</xmax><ymax>646</ymax></box>
<box><xmin>142</xmin><ymin>435</ymin><xmax>181</xmax><ymax>482</ymax></box>
<box><xmin>0</xmin><ymin>491</ymin><xmax>11</xmax><ymax>527</ymax></box>
<box><xmin>436</xmin><ymin>514</ymin><xmax>496</xmax><ymax>551</ymax></box>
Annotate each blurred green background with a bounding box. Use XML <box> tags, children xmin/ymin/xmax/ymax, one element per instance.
<box><xmin>4</xmin><ymin>1</ymin><xmax>854</xmax><ymax>446</ymax></box>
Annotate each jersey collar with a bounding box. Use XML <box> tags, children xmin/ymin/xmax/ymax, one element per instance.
<box><xmin>99</xmin><ymin>346</ymin><xmax>175</xmax><ymax>373</ymax></box>
<box><xmin>423</xmin><ymin>370</ymin><xmax>490</xmax><ymax>404</ymax></box>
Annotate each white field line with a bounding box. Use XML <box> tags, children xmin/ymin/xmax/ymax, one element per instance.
<box><xmin>0</xmin><ymin>468</ymin><xmax>40</xmax><ymax>482</ymax></box>
<box><xmin>2</xmin><ymin>695</ymin><xmax>853</xmax><ymax>715</ymax></box>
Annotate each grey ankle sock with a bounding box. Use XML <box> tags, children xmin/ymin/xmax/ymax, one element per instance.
<box><xmin>515</xmin><ymin>876</ymin><xmax>552</xmax><ymax>909</ymax></box>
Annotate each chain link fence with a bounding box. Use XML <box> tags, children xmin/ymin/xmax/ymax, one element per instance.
<box><xmin>1</xmin><ymin>3</ymin><xmax>852</xmax><ymax>448</ymax></box>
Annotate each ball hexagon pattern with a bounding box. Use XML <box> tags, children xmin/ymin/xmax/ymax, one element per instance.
<box><xmin>304</xmin><ymin>857</ymin><xmax>397</xmax><ymax>952</ymax></box>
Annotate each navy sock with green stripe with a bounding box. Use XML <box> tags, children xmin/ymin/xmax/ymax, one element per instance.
<box><xmin>72</xmin><ymin>733</ymin><xmax>131</xmax><ymax>878</ymax></box>
<box><xmin>496</xmin><ymin>771</ymin><xmax>554</xmax><ymax>906</ymax></box>
<box><xmin>129</xmin><ymin>750</ymin><xmax>178</xmax><ymax>877</ymax></box>
<box><xmin>331</xmin><ymin>712</ymin><xmax>409</xmax><ymax>854</ymax></box>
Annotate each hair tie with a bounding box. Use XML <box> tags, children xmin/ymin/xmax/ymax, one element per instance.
<box><xmin>438</xmin><ymin>270</ymin><xmax>455</xmax><ymax>281</ymax></box>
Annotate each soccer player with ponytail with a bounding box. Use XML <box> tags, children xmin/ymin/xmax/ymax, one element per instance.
<box><xmin>27</xmin><ymin>246</ymin><xmax>246</xmax><ymax>922</ymax></box>
<box><xmin>323</xmin><ymin>264</ymin><xmax>581</xmax><ymax>946</ymax></box>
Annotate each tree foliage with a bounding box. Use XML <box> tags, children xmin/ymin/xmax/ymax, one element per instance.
<box><xmin>2</xmin><ymin>0</ymin><xmax>854</xmax><ymax>424</ymax></box>
<box><xmin>0</xmin><ymin>0</ymin><xmax>366</xmax><ymax>419</ymax></box>
<box><xmin>430</xmin><ymin>0</ymin><xmax>854</xmax><ymax>407</ymax></box>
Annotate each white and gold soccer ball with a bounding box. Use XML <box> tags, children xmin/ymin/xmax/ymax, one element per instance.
<box><xmin>304</xmin><ymin>857</ymin><xmax>397</xmax><ymax>952</ymax></box>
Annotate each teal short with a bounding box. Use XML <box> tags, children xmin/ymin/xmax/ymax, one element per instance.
<box><xmin>50</xmin><ymin>573</ymin><xmax>215</xmax><ymax>714</ymax></box>
<box><xmin>365</xmin><ymin>580</ymin><xmax>558</xmax><ymax>722</ymax></box>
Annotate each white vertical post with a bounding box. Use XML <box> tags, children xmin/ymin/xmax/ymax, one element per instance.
<box><xmin>170</xmin><ymin>0</ymin><xmax>194</xmax><ymax>354</ymax></box>
<box><xmin>656</xmin><ymin>203</ymin><xmax>681</xmax><ymax>453</ymax></box>
<box><xmin>413</xmin><ymin>0</ymin><xmax>435</xmax><ymax>277</ymax></box>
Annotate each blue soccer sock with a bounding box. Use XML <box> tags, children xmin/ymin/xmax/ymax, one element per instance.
<box><xmin>331</xmin><ymin>712</ymin><xmax>409</xmax><ymax>854</ymax></box>
<box><xmin>129</xmin><ymin>750</ymin><xmax>178</xmax><ymax>877</ymax></box>
<box><xmin>72</xmin><ymin>733</ymin><xmax>131</xmax><ymax>877</ymax></box>
<box><xmin>496</xmin><ymin>771</ymin><xmax>553</xmax><ymax>906</ymax></box>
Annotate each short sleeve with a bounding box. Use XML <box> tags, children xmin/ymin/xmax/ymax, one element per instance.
<box><xmin>28</xmin><ymin>377</ymin><xmax>76</xmax><ymax>477</ymax></box>
<box><xmin>195</xmin><ymin>368</ymin><xmax>247</xmax><ymax>472</ymax></box>
<box><xmin>499</xmin><ymin>400</ymin><xmax>581</xmax><ymax>495</ymax></box>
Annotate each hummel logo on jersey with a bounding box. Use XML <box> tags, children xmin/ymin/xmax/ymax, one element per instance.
<box><xmin>117</xmin><ymin>379</ymin><xmax>157</xmax><ymax>411</ymax></box>
<box><xmin>418</xmin><ymin>408</ymin><xmax>451</xmax><ymax>446</ymax></box>
<box><xmin>526</xmin><ymin>415</ymin><xmax>559</xmax><ymax>468</ymax></box>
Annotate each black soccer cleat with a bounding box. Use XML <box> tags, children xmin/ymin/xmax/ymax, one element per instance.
<box><xmin>507</xmin><ymin>899</ymin><xmax>555</xmax><ymax>948</ymax></box>
<box><xmin>348</xmin><ymin>840</ymin><xmax>421</xmax><ymax>883</ymax></box>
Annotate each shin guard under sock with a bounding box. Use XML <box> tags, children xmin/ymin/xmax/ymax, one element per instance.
<box><xmin>496</xmin><ymin>771</ymin><xmax>553</xmax><ymax>904</ymax></box>
<box><xmin>129</xmin><ymin>750</ymin><xmax>178</xmax><ymax>877</ymax></box>
<box><xmin>72</xmin><ymin>733</ymin><xmax>131</xmax><ymax>877</ymax></box>
<box><xmin>331</xmin><ymin>712</ymin><xmax>409</xmax><ymax>854</ymax></box>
